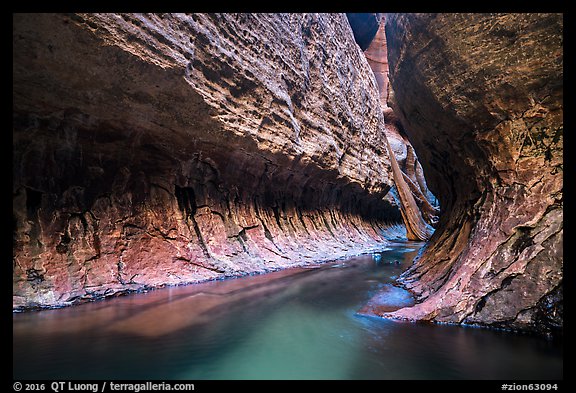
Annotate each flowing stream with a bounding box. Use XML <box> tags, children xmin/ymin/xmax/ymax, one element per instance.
<box><xmin>13</xmin><ymin>241</ymin><xmax>562</xmax><ymax>380</ymax></box>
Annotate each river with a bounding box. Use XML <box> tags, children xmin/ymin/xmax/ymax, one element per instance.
<box><xmin>13</xmin><ymin>241</ymin><xmax>562</xmax><ymax>380</ymax></box>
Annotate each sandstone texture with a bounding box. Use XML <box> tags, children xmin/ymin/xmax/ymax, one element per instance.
<box><xmin>362</xmin><ymin>15</ymin><xmax>389</xmax><ymax>105</ymax></box>
<box><xmin>13</xmin><ymin>13</ymin><xmax>400</xmax><ymax>309</ymax></box>
<box><xmin>348</xmin><ymin>13</ymin><xmax>438</xmax><ymax>240</ymax></box>
<box><xmin>383</xmin><ymin>13</ymin><xmax>563</xmax><ymax>335</ymax></box>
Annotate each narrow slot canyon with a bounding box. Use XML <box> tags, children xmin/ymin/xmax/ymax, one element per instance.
<box><xmin>13</xmin><ymin>13</ymin><xmax>562</xmax><ymax>381</ymax></box>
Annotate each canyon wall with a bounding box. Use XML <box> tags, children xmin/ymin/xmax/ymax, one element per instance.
<box><xmin>383</xmin><ymin>13</ymin><xmax>563</xmax><ymax>335</ymax></box>
<box><xmin>348</xmin><ymin>13</ymin><xmax>438</xmax><ymax>240</ymax></box>
<box><xmin>14</xmin><ymin>12</ymin><xmax>561</xmax><ymax>337</ymax></box>
<box><xmin>13</xmin><ymin>13</ymin><xmax>401</xmax><ymax>309</ymax></box>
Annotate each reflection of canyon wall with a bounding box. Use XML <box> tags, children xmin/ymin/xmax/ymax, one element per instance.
<box><xmin>13</xmin><ymin>13</ymin><xmax>402</xmax><ymax>309</ymax></box>
<box><xmin>347</xmin><ymin>14</ymin><xmax>438</xmax><ymax>240</ymax></box>
<box><xmin>384</xmin><ymin>13</ymin><xmax>563</xmax><ymax>336</ymax></box>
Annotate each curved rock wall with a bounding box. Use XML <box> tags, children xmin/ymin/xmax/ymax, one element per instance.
<box><xmin>384</xmin><ymin>13</ymin><xmax>563</xmax><ymax>335</ymax></box>
<box><xmin>13</xmin><ymin>13</ymin><xmax>401</xmax><ymax>309</ymax></box>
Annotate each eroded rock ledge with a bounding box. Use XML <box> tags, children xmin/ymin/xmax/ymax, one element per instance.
<box><xmin>13</xmin><ymin>13</ymin><xmax>401</xmax><ymax>309</ymax></box>
<box><xmin>383</xmin><ymin>13</ymin><xmax>563</xmax><ymax>336</ymax></box>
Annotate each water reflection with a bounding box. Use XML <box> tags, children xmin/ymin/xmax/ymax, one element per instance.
<box><xmin>13</xmin><ymin>241</ymin><xmax>562</xmax><ymax>380</ymax></box>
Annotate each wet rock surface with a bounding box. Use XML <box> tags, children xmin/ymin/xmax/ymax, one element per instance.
<box><xmin>382</xmin><ymin>13</ymin><xmax>563</xmax><ymax>335</ymax></box>
<box><xmin>356</xmin><ymin>284</ymin><xmax>415</xmax><ymax>316</ymax></box>
<box><xmin>13</xmin><ymin>13</ymin><xmax>401</xmax><ymax>309</ymax></box>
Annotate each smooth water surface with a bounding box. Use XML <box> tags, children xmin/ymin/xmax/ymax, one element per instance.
<box><xmin>13</xmin><ymin>241</ymin><xmax>562</xmax><ymax>380</ymax></box>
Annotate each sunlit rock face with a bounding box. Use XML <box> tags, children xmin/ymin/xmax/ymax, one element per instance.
<box><xmin>347</xmin><ymin>13</ymin><xmax>438</xmax><ymax>239</ymax></box>
<box><xmin>383</xmin><ymin>13</ymin><xmax>563</xmax><ymax>336</ymax></box>
<box><xmin>13</xmin><ymin>13</ymin><xmax>401</xmax><ymax>309</ymax></box>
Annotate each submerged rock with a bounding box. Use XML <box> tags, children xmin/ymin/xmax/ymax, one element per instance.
<box><xmin>357</xmin><ymin>284</ymin><xmax>415</xmax><ymax>316</ymax></box>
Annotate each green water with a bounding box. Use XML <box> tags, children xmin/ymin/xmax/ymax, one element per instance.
<box><xmin>13</xmin><ymin>241</ymin><xmax>562</xmax><ymax>380</ymax></box>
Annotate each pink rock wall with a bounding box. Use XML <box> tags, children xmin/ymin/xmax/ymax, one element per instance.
<box><xmin>13</xmin><ymin>13</ymin><xmax>401</xmax><ymax>309</ymax></box>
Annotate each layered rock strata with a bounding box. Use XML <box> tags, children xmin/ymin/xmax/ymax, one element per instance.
<box><xmin>383</xmin><ymin>13</ymin><xmax>563</xmax><ymax>335</ymax></box>
<box><xmin>13</xmin><ymin>13</ymin><xmax>400</xmax><ymax>309</ymax></box>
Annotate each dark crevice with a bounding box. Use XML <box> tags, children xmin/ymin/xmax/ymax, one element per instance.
<box><xmin>253</xmin><ymin>197</ymin><xmax>283</xmax><ymax>253</ymax></box>
<box><xmin>56</xmin><ymin>231</ymin><xmax>71</xmax><ymax>254</ymax></box>
<box><xmin>296</xmin><ymin>207</ymin><xmax>311</xmax><ymax>235</ymax></box>
<box><xmin>175</xmin><ymin>185</ymin><xmax>213</xmax><ymax>260</ymax></box>
<box><xmin>235</xmin><ymin>234</ymin><xmax>249</xmax><ymax>255</ymax></box>
<box><xmin>175</xmin><ymin>256</ymin><xmax>225</xmax><ymax>273</ymax></box>
<box><xmin>320</xmin><ymin>211</ymin><xmax>337</xmax><ymax>238</ymax></box>
<box><xmin>175</xmin><ymin>185</ymin><xmax>197</xmax><ymax>218</ymax></box>
<box><xmin>25</xmin><ymin>188</ymin><xmax>43</xmax><ymax>218</ymax></box>
<box><xmin>510</xmin><ymin>226</ymin><xmax>535</xmax><ymax>255</ymax></box>
<box><xmin>271</xmin><ymin>205</ymin><xmax>283</xmax><ymax>230</ymax></box>
<box><xmin>501</xmin><ymin>274</ymin><xmax>517</xmax><ymax>289</ymax></box>
<box><xmin>329</xmin><ymin>209</ymin><xmax>339</xmax><ymax>234</ymax></box>
<box><xmin>26</xmin><ymin>268</ymin><xmax>45</xmax><ymax>284</ymax></box>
